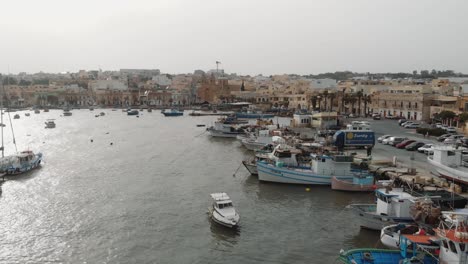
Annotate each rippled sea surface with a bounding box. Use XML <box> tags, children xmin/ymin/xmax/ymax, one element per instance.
<box><xmin>0</xmin><ymin>110</ymin><xmax>379</xmax><ymax>264</ymax></box>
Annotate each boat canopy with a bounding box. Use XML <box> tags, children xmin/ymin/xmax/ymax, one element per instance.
<box><xmin>210</xmin><ymin>193</ymin><xmax>231</xmax><ymax>202</ymax></box>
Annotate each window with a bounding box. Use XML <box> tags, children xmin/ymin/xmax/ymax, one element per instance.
<box><xmin>460</xmin><ymin>243</ymin><xmax>466</xmax><ymax>252</ymax></box>
<box><xmin>449</xmin><ymin>241</ymin><xmax>458</xmax><ymax>253</ymax></box>
<box><xmin>415</xmin><ymin>102</ymin><xmax>418</xmax><ymax>108</ymax></box>
<box><xmin>448</xmin><ymin>151</ymin><xmax>456</xmax><ymax>156</ymax></box>
<box><xmin>218</xmin><ymin>203</ymin><xmax>224</xmax><ymax>209</ymax></box>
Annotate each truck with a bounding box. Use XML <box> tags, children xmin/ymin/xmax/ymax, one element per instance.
<box><xmin>333</xmin><ymin>130</ymin><xmax>375</xmax><ymax>150</ymax></box>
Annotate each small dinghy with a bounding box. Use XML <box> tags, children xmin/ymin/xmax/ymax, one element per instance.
<box><xmin>208</xmin><ymin>193</ymin><xmax>240</xmax><ymax>228</ymax></box>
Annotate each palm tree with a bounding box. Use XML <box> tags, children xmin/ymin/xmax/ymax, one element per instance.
<box><xmin>311</xmin><ymin>95</ymin><xmax>317</xmax><ymax>111</ymax></box>
<box><xmin>349</xmin><ymin>95</ymin><xmax>357</xmax><ymax>115</ymax></box>
<box><xmin>363</xmin><ymin>95</ymin><xmax>371</xmax><ymax>117</ymax></box>
<box><xmin>356</xmin><ymin>90</ymin><xmax>363</xmax><ymax>116</ymax></box>
<box><xmin>322</xmin><ymin>90</ymin><xmax>329</xmax><ymax>112</ymax></box>
<box><xmin>340</xmin><ymin>88</ymin><xmax>346</xmax><ymax>114</ymax></box>
<box><xmin>328</xmin><ymin>92</ymin><xmax>336</xmax><ymax>112</ymax></box>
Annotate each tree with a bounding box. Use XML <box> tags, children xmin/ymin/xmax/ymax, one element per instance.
<box><xmin>438</xmin><ymin>110</ymin><xmax>456</xmax><ymax>120</ymax></box>
<box><xmin>311</xmin><ymin>95</ymin><xmax>317</xmax><ymax>110</ymax></box>
<box><xmin>412</xmin><ymin>70</ymin><xmax>418</xmax><ymax>77</ymax></box>
<box><xmin>363</xmin><ymin>95</ymin><xmax>372</xmax><ymax>117</ymax></box>
<box><xmin>328</xmin><ymin>92</ymin><xmax>336</xmax><ymax>112</ymax></box>
<box><xmin>356</xmin><ymin>90</ymin><xmax>363</xmax><ymax>116</ymax></box>
<box><xmin>321</xmin><ymin>90</ymin><xmax>329</xmax><ymax>111</ymax></box>
<box><xmin>349</xmin><ymin>95</ymin><xmax>357</xmax><ymax>115</ymax></box>
<box><xmin>458</xmin><ymin>112</ymin><xmax>468</xmax><ymax>124</ymax></box>
<box><xmin>2</xmin><ymin>76</ymin><xmax>17</xmax><ymax>85</ymax></box>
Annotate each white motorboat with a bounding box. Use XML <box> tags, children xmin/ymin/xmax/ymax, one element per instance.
<box><xmin>346</xmin><ymin>187</ymin><xmax>415</xmax><ymax>230</ymax></box>
<box><xmin>208</xmin><ymin>193</ymin><xmax>240</xmax><ymax>228</ymax></box>
<box><xmin>207</xmin><ymin>117</ymin><xmax>247</xmax><ymax>138</ymax></box>
<box><xmin>427</xmin><ymin>145</ymin><xmax>468</xmax><ymax>185</ymax></box>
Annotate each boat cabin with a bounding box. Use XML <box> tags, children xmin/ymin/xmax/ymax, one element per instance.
<box><xmin>267</xmin><ymin>145</ymin><xmax>301</xmax><ymax>167</ymax></box>
<box><xmin>432</xmin><ymin>146</ymin><xmax>467</xmax><ymax>169</ymax></box>
<box><xmin>210</xmin><ymin>193</ymin><xmax>234</xmax><ymax>209</ymax></box>
<box><xmin>375</xmin><ymin>188</ymin><xmax>415</xmax><ymax>218</ymax></box>
<box><xmin>310</xmin><ymin>153</ymin><xmax>354</xmax><ymax>176</ymax></box>
<box><xmin>437</xmin><ymin>211</ymin><xmax>468</xmax><ymax>263</ymax></box>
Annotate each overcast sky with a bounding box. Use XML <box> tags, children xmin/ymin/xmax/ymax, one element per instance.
<box><xmin>0</xmin><ymin>0</ymin><xmax>467</xmax><ymax>75</ymax></box>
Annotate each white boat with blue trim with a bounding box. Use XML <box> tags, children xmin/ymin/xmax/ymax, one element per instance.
<box><xmin>256</xmin><ymin>146</ymin><xmax>360</xmax><ymax>185</ymax></box>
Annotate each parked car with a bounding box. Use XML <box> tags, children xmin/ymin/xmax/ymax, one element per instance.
<box><xmin>401</xmin><ymin>121</ymin><xmax>414</xmax><ymax>127</ymax></box>
<box><xmin>460</xmin><ymin>138</ymin><xmax>468</xmax><ymax>148</ymax></box>
<box><xmin>373</xmin><ymin>115</ymin><xmax>381</xmax><ymax>120</ymax></box>
<box><xmin>405</xmin><ymin>123</ymin><xmax>420</xmax><ymax>129</ymax></box>
<box><xmin>398</xmin><ymin>119</ymin><xmax>407</xmax><ymax>125</ymax></box>
<box><xmin>382</xmin><ymin>136</ymin><xmax>394</xmax><ymax>145</ymax></box>
<box><xmin>418</xmin><ymin>144</ymin><xmax>433</xmax><ymax>153</ymax></box>
<box><xmin>396</xmin><ymin>139</ymin><xmax>416</xmax><ymax>149</ymax></box>
<box><xmin>435</xmin><ymin>123</ymin><xmax>443</xmax><ymax>128</ymax></box>
<box><xmin>389</xmin><ymin>137</ymin><xmax>407</xmax><ymax>146</ymax></box>
<box><xmin>405</xmin><ymin>141</ymin><xmax>426</xmax><ymax>151</ymax></box>
<box><xmin>445</xmin><ymin>127</ymin><xmax>457</xmax><ymax>133</ymax></box>
<box><xmin>377</xmin><ymin>135</ymin><xmax>392</xmax><ymax>143</ymax></box>
<box><xmin>443</xmin><ymin>135</ymin><xmax>465</xmax><ymax>144</ymax></box>
<box><xmin>437</xmin><ymin>134</ymin><xmax>453</xmax><ymax>142</ymax></box>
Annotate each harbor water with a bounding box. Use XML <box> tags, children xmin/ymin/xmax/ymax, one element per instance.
<box><xmin>0</xmin><ymin>110</ymin><xmax>379</xmax><ymax>263</ymax></box>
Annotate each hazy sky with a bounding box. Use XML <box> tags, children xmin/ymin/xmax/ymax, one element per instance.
<box><xmin>0</xmin><ymin>0</ymin><xmax>467</xmax><ymax>75</ymax></box>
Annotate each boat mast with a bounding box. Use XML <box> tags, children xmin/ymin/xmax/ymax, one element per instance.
<box><xmin>0</xmin><ymin>74</ymin><xmax>3</xmax><ymax>158</ymax></box>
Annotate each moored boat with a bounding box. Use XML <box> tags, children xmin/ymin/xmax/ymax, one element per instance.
<box><xmin>0</xmin><ymin>150</ymin><xmax>43</xmax><ymax>175</ymax></box>
<box><xmin>127</xmin><ymin>109</ymin><xmax>139</xmax><ymax>115</ymax></box>
<box><xmin>346</xmin><ymin>188</ymin><xmax>415</xmax><ymax>230</ymax></box>
<box><xmin>235</xmin><ymin>111</ymin><xmax>274</xmax><ymax>119</ymax></box>
<box><xmin>13</xmin><ymin>114</ymin><xmax>20</xmax><ymax>119</ymax></box>
<box><xmin>257</xmin><ymin>150</ymin><xmax>360</xmax><ymax>185</ymax></box>
<box><xmin>331</xmin><ymin>175</ymin><xmax>377</xmax><ymax>192</ymax></box>
<box><xmin>208</xmin><ymin>193</ymin><xmax>240</xmax><ymax>228</ymax></box>
<box><xmin>63</xmin><ymin>109</ymin><xmax>72</xmax><ymax>116</ymax></box>
<box><xmin>162</xmin><ymin>109</ymin><xmax>184</xmax><ymax>116</ymax></box>
<box><xmin>242</xmin><ymin>159</ymin><xmax>258</xmax><ymax>175</ymax></box>
<box><xmin>427</xmin><ymin>145</ymin><xmax>468</xmax><ymax>185</ymax></box>
<box><xmin>338</xmin><ymin>234</ymin><xmax>438</xmax><ymax>264</ymax></box>
<box><xmin>45</xmin><ymin>119</ymin><xmax>56</xmax><ymax>128</ymax></box>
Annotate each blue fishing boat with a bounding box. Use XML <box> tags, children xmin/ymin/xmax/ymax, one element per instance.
<box><xmin>162</xmin><ymin>109</ymin><xmax>184</xmax><ymax>117</ymax></box>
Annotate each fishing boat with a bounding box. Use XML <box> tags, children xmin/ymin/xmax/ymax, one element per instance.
<box><xmin>208</xmin><ymin>193</ymin><xmax>240</xmax><ymax>228</ymax></box>
<box><xmin>427</xmin><ymin>145</ymin><xmax>468</xmax><ymax>185</ymax></box>
<box><xmin>207</xmin><ymin>117</ymin><xmax>248</xmax><ymax>138</ymax></box>
<box><xmin>127</xmin><ymin>109</ymin><xmax>139</xmax><ymax>115</ymax></box>
<box><xmin>346</xmin><ymin>188</ymin><xmax>416</xmax><ymax>230</ymax></box>
<box><xmin>162</xmin><ymin>109</ymin><xmax>184</xmax><ymax>116</ymax></box>
<box><xmin>63</xmin><ymin>109</ymin><xmax>72</xmax><ymax>116</ymax></box>
<box><xmin>242</xmin><ymin>158</ymin><xmax>258</xmax><ymax>175</ymax></box>
<box><xmin>331</xmin><ymin>175</ymin><xmax>378</xmax><ymax>192</ymax></box>
<box><xmin>0</xmin><ymin>80</ymin><xmax>42</xmax><ymax>176</ymax></box>
<box><xmin>241</xmin><ymin>130</ymin><xmax>285</xmax><ymax>151</ymax></box>
<box><xmin>25</xmin><ymin>113</ymin><xmax>30</xmax><ymax>117</ymax></box>
<box><xmin>43</xmin><ymin>108</ymin><xmax>49</xmax><ymax>112</ymax></box>
<box><xmin>13</xmin><ymin>114</ymin><xmax>20</xmax><ymax>119</ymax></box>
<box><xmin>100</xmin><ymin>112</ymin><xmax>105</xmax><ymax>116</ymax></box>
<box><xmin>338</xmin><ymin>234</ymin><xmax>438</xmax><ymax>264</ymax></box>
<box><xmin>147</xmin><ymin>108</ymin><xmax>152</xmax><ymax>112</ymax></box>
<box><xmin>45</xmin><ymin>119</ymin><xmax>56</xmax><ymax>128</ymax></box>
<box><xmin>434</xmin><ymin>211</ymin><xmax>468</xmax><ymax>263</ymax></box>
<box><xmin>34</xmin><ymin>109</ymin><xmax>40</xmax><ymax>114</ymax></box>
<box><xmin>256</xmin><ymin>148</ymin><xmax>361</xmax><ymax>185</ymax></box>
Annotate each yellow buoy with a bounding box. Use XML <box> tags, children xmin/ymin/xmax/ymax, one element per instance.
<box><xmin>305</xmin><ymin>188</ymin><xmax>310</xmax><ymax>192</ymax></box>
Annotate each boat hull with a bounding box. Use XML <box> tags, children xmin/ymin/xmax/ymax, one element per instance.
<box><xmin>162</xmin><ymin>112</ymin><xmax>183</xmax><ymax>116</ymax></box>
<box><xmin>208</xmin><ymin>208</ymin><xmax>239</xmax><ymax>228</ymax></box>
<box><xmin>242</xmin><ymin>160</ymin><xmax>258</xmax><ymax>175</ymax></box>
<box><xmin>241</xmin><ymin>139</ymin><xmax>267</xmax><ymax>151</ymax></box>
<box><xmin>346</xmin><ymin>204</ymin><xmax>414</xmax><ymax>230</ymax></box>
<box><xmin>1</xmin><ymin>153</ymin><xmax>43</xmax><ymax>175</ymax></box>
<box><xmin>331</xmin><ymin>176</ymin><xmax>375</xmax><ymax>192</ymax></box>
<box><xmin>208</xmin><ymin>129</ymin><xmax>244</xmax><ymax>138</ymax></box>
<box><xmin>427</xmin><ymin>156</ymin><xmax>468</xmax><ymax>185</ymax></box>
<box><xmin>257</xmin><ymin>161</ymin><xmax>353</xmax><ymax>185</ymax></box>
<box><xmin>338</xmin><ymin>248</ymin><xmax>437</xmax><ymax>264</ymax></box>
